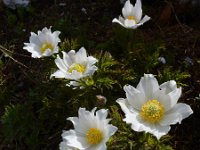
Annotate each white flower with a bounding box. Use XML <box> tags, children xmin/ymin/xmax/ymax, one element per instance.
<box><xmin>117</xmin><ymin>74</ymin><xmax>193</xmax><ymax>140</ymax></box>
<box><xmin>81</xmin><ymin>8</ymin><xmax>87</xmax><ymax>14</ymax></box>
<box><xmin>158</xmin><ymin>57</ymin><xmax>166</xmax><ymax>64</ymax></box>
<box><xmin>60</xmin><ymin>107</ymin><xmax>118</xmax><ymax>150</ymax></box>
<box><xmin>23</xmin><ymin>27</ymin><xmax>61</xmax><ymax>58</ymax></box>
<box><xmin>112</xmin><ymin>0</ymin><xmax>150</xmax><ymax>29</ymax></box>
<box><xmin>3</xmin><ymin>0</ymin><xmax>30</xmax><ymax>9</ymax></box>
<box><xmin>50</xmin><ymin>47</ymin><xmax>98</xmax><ymax>83</ymax></box>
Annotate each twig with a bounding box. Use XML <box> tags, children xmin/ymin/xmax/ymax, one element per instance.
<box><xmin>0</xmin><ymin>45</ymin><xmax>28</xmax><ymax>68</ymax></box>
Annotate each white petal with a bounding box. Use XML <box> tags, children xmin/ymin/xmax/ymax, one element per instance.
<box><xmin>68</xmin><ymin>50</ymin><xmax>76</xmax><ymax>63</ymax></box>
<box><xmin>67</xmin><ymin>117</ymin><xmax>88</xmax><ymax>134</ymax></box>
<box><xmin>53</xmin><ymin>46</ymin><xmax>59</xmax><ymax>54</ymax></box>
<box><xmin>133</xmin><ymin>0</ymin><xmax>142</xmax><ymax>22</ymax></box>
<box><xmin>67</xmin><ymin>81</ymin><xmax>80</xmax><ymax>88</ymax></box>
<box><xmin>122</xmin><ymin>0</ymin><xmax>134</xmax><ymax>18</ymax></box>
<box><xmin>29</xmin><ymin>32</ymin><xmax>41</xmax><ymax>46</ymax></box>
<box><xmin>23</xmin><ymin>43</ymin><xmax>42</xmax><ymax>58</ymax></box>
<box><xmin>159</xmin><ymin>80</ymin><xmax>177</xmax><ymax>94</ymax></box>
<box><xmin>62</xmin><ymin>130</ymin><xmax>90</xmax><ymax>149</ymax></box>
<box><xmin>62</xmin><ymin>51</ymin><xmax>72</xmax><ymax>67</ymax></box>
<box><xmin>38</xmin><ymin>31</ymin><xmax>49</xmax><ymax>43</ymax></box>
<box><xmin>96</xmin><ymin>109</ymin><xmax>108</xmax><ymax>120</ymax></box>
<box><xmin>23</xmin><ymin>43</ymin><xmax>39</xmax><ymax>53</ymax></box>
<box><xmin>59</xmin><ymin>141</ymin><xmax>76</xmax><ymax>150</ymax></box>
<box><xmin>91</xmin><ymin>107</ymin><xmax>97</xmax><ymax>115</ymax></box>
<box><xmin>55</xmin><ymin>55</ymin><xmax>68</xmax><ymax>73</ymax></box>
<box><xmin>107</xmin><ymin>125</ymin><xmax>118</xmax><ymax>137</ymax></box>
<box><xmin>52</xmin><ymin>31</ymin><xmax>61</xmax><ymax>42</ymax></box>
<box><xmin>31</xmin><ymin>53</ymin><xmax>42</xmax><ymax>58</ymax></box>
<box><xmin>112</xmin><ymin>18</ymin><xmax>127</xmax><ymax>28</ymax></box>
<box><xmin>151</xmin><ymin>124</ymin><xmax>171</xmax><ymax>140</ymax></box>
<box><xmin>78</xmin><ymin>108</ymin><xmax>97</xmax><ymax>129</ymax></box>
<box><xmin>132</xmin><ymin>117</ymin><xmax>171</xmax><ymax>140</ymax></box>
<box><xmin>119</xmin><ymin>15</ymin><xmax>125</xmax><ymax>24</ymax></box>
<box><xmin>67</xmin><ymin>117</ymin><xmax>79</xmax><ymax>126</ymax></box>
<box><xmin>154</xmin><ymin>80</ymin><xmax>182</xmax><ymax>111</ymax></box>
<box><xmin>50</xmin><ymin>70</ymin><xmax>65</xmax><ymax>79</ymax></box>
<box><xmin>116</xmin><ymin>98</ymin><xmax>132</xmax><ymax>114</ymax></box>
<box><xmin>154</xmin><ymin>87</ymin><xmax>182</xmax><ymax>111</ymax></box>
<box><xmin>75</xmin><ymin>47</ymin><xmax>87</xmax><ymax>64</ymax></box>
<box><xmin>160</xmin><ymin>103</ymin><xmax>193</xmax><ymax>126</ymax></box>
<box><xmin>59</xmin><ymin>141</ymin><xmax>67</xmax><ymax>150</ymax></box>
<box><xmin>136</xmin><ymin>74</ymin><xmax>159</xmax><ymax>100</ymax></box>
<box><xmin>41</xmin><ymin>27</ymin><xmax>49</xmax><ymax>33</ymax></box>
<box><xmin>123</xmin><ymin>85</ymin><xmax>145</xmax><ymax>110</ymax></box>
<box><xmin>87</xmin><ymin>56</ymin><xmax>98</xmax><ymax>65</ymax></box>
<box><xmin>117</xmin><ymin>98</ymin><xmax>145</xmax><ymax>132</ymax></box>
<box><xmin>138</xmin><ymin>15</ymin><xmax>151</xmax><ymax>24</ymax></box>
<box><xmin>84</xmin><ymin>65</ymin><xmax>98</xmax><ymax>76</ymax></box>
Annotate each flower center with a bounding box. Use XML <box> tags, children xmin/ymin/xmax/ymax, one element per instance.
<box><xmin>86</xmin><ymin>128</ymin><xmax>103</xmax><ymax>145</ymax></box>
<box><xmin>140</xmin><ymin>100</ymin><xmax>164</xmax><ymax>123</ymax></box>
<box><xmin>68</xmin><ymin>63</ymin><xmax>86</xmax><ymax>73</ymax></box>
<box><xmin>127</xmin><ymin>15</ymin><xmax>137</xmax><ymax>22</ymax></box>
<box><xmin>40</xmin><ymin>42</ymin><xmax>54</xmax><ymax>53</ymax></box>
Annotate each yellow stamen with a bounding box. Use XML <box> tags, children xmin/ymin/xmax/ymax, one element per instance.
<box><xmin>86</xmin><ymin>128</ymin><xmax>103</xmax><ymax>145</ymax></box>
<box><xmin>40</xmin><ymin>42</ymin><xmax>54</xmax><ymax>53</ymax></box>
<box><xmin>127</xmin><ymin>15</ymin><xmax>136</xmax><ymax>22</ymax></box>
<box><xmin>68</xmin><ymin>63</ymin><xmax>85</xmax><ymax>73</ymax></box>
<box><xmin>140</xmin><ymin>100</ymin><xmax>164</xmax><ymax>123</ymax></box>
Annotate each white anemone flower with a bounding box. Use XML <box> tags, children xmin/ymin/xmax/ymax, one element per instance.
<box><xmin>23</xmin><ymin>27</ymin><xmax>61</xmax><ymax>58</ymax></box>
<box><xmin>60</xmin><ymin>107</ymin><xmax>118</xmax><ymax>150</ymax></box>
<box><xmin>50</xmin><ymin>47</ymin><xmax>98</xmax><ymax>84</ymax></box>
<box><xmin>112</xmin><ymin>0</ymin><xmax>150</xmax><ymax>29</ymax></box>
<box><xmin>117</xmin><ymin>74</ymin><xmax>193</xmax><ymax>139</ymax></box>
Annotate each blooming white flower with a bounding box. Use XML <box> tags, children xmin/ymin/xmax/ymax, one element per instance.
<box><xmin>112</xmin><ymin>0</ymin><xmax>150</xmax><ymax>29</ymax></box>
<box><xmin>158</xmin><ymin>57</ymin><xmax>166</xmax><ymax>64</ymax></box>
<box><xmin>60</xmin><ymin>107</ymin><xmax>118</xmax><ymax>150</ymax></box>
<box><xmin>117</xmin><ymin>74</ymin><xmax>193</xmax><ymax>139</ymax></box>
<box><xmin>50</xmin><ymin>47</ymin><xmax>98</xmax><ymax>85</ymax></box>
<box><xmin>23</xmin><ymin>27</ymin><xmax>61</xmax><ymax>58</ymax></box>
<box><xmin>3</xmin><ymin>0</ymin><xmax>30</xmax><ymax>9</ymax></box>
